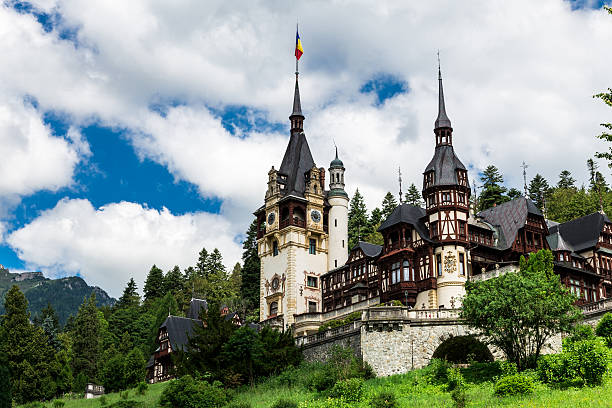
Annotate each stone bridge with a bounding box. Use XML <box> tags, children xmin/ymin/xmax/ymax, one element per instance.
<box><xmin>294</xmin><ymin>300</ymin><xmax>612</xmax><ymax>377</ymax></box>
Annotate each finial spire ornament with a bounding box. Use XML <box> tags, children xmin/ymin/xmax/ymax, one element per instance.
<box><xmin>435</xmin><ymin>52</ymin><xmax>452</xmax><ymax>129</ymax></box>
<box><xmin>398</xmin><ymin>166</ymin><xmax>403</xmax><ymax>203</ymax></box>
<box><xmin>521</xmin><ymin>161</ymin><xmax>529</xmax><ymax>196</ymax></box>
<box><xmin>290</xmin><ymin>25</ymin><xmax>305</xmax><ymax>132</ymax></box>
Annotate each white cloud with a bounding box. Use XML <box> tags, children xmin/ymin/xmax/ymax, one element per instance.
<box><xmin>0</xmin><ymin>97</ymin><xmax>85</xmax><ymax>198</ymax></box>
<box><xmin>6</xmin><ymin>198</ymin><xmax>242</xmax><ymax>297</ymax></box>
<box><xmin>2</xmin><ymin>1</ymin><xmax>612</xmax><ymax>284</ymax></box>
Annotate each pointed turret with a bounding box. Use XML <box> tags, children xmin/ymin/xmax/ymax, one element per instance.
<box><xmin>435</xmin><ymin>65</ymin><xmax>452</xmax><ymax>130</ymax></box>
<box><xmin>290</xmin><ymin>75</ymin><xmax>304</xmax><ymax>133</ymax></box>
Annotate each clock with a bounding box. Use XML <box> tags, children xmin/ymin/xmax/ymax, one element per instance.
<box><xmin>271</xmin><ymin>277</ymin><xmax>280</xmax><ymax>290</ymax></box>
<box><xmin>310</xmin><ymin>210</ymin><xmax>321</xmax><ymax>223</ymax></box>
<box><xmin>267</xmin><ymin>212</ymin><xmax>275</xmax><ymax>225</ymax></box>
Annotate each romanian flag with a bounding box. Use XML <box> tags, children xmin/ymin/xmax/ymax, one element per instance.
<box><xmin>295</xmin><ymin>29</ymin><xmax>303</xmax><ymax>60</ymax></box>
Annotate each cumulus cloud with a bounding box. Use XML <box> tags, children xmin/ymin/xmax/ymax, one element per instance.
<box><xmin>6</xmin><ymin>198</ymin><xmax>242</xmax><ymax>296</ymax></box>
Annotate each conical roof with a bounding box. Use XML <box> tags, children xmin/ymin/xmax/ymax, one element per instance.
<box><xmin>435</xmin><ymin>66</ymin><xmax>452</xmax><ymax>129</ymax></box>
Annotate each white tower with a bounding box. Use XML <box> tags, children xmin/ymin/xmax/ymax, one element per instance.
<box><xmin>328</xmin><ymin>148</ymin><xmax>349</xmax><ymax>271</ymax></box>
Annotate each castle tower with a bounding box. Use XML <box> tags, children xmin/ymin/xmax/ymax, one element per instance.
<box><xmin>421</xmin><ymin>62</ymin><xmax>471</xmax><ymax>309</ymax></box>
<box><xmin>256</xmin><ymin>73</ymin><xmax>328</xmax><ymax>329</ymax></box>
<box><xmin>328</xmin><ymin>148</ymin><xmax>349</xmax><ymax>271</ymax></box>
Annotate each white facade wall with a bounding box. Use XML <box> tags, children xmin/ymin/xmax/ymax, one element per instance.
<box><xmin>434</xmin><ymin>245</ymin><xmax>467</xmax><ymax>309</ymax></box>
<box><xmin>328</xmin><ymin>195</ymin><xmax>349</xmax><ymax>271</ymax></box>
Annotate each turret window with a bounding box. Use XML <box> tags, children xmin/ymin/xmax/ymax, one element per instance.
<box><xmin>391</xmin><ymin>262</ymin><xmax>401</xmax><ymax>284</ymax></box>
<box><xmin>273</xmin><ymin>241</ymin><xmax>279</xmax><ymax>256</ymax></box>
<box><xmin>437</xmin><ymin>254</ymin><xmax>442</xmax><ymax>276</ymax></box>
<box><xmin>403</xmin><ymin>260</ymin><xmax>411</xmax><ymax>281</ymax></box>
<box><xmin>309</xmin><ymin>239</ymin><xmax>316</xmax><ymax>254</ymax></box>
<box><xmin>459</xmin><ymin>253</ymin><xmax>465</xmax><ymax>275</ymax></box>
<box><xmin>428</xmin><ymin>195</ymin><xmax>435</xmax><ymax>207</ymax></box>
<box><xmin>335</xmin><ymin>219</ymin><xmax>337</xmax><ymax>227</ymax></box>
<box><xmin>442</xmin><ymin>192</ymin><xmax>451</xmax><ymax>203</ymax></box>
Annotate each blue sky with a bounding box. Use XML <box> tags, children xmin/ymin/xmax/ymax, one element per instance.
<box><xmin>0</xmin><ymin>0</ymin><xmax>610</xmax><ymax>296</ymax></box>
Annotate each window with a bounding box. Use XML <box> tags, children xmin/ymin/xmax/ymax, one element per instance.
<box><xmin>431</xmin><ymin>221</ymin><xmax>438</xmax><ymax>238</ymax></box>
<box><xmin>437</xmin><ymin>254</ymin><xmax>442</xmax><ymax>276</ymax></box>
<box><xmin>458</xmin><ymin>221</ymin><xmax>466</xmax><ymax>238</ymax></box>
<box><xmin>307</xmin><ymin>276</ymin><xmax>318</xmax><ymax>288</ymax></box>
<box><xmin>403</xmin><ymin>260</ymin><xmax>411</xmax><ymax>281</ymax></box>
<box><xmin>269</xmin><ymin>301</ymin><xmax>278</xmax><ymax>316</ymax></box>
<box><xmin>342</xmin><ymin>240</ymin><xmax>345</xmax><ymax>248</ymax></box>
<box><xmin>309</xmin><ymin>238</ymin><xmax>316</xmax><ymax>254</ymax></box>
<box><xmin>442</xmin><ymin>192</ymin><xmax>451</xmax><ymax>203</ymax></box>
<box><xmin>459</xmin><ymin>253</ymin><xmax>465</xmax><ymax>275</ymax></box>
<box><xmin>335</xmin><ymin>219</ymin><xmax>337</xmax><ymax>227</ymax></box>
<box><xmin>391</xmin><ymin>262</ymin><xmax>401</xmax><ymax>284</ymax></box>
<box><xmin>458</xmin><ymin>193</ymin><xmax>465</xmax><ymax>203</ymax></box>
<box><xmin>273</xmin><ymin>241</ymin><xmax>279</xmax><ymax>256</ymax></box>
<box><xmin>308</xmin><ymin>301</ymin><xmax>317</xmax><ymax>313</ymax></box>
<box><xmin>335</xmin><ymin>260</ymin><xmax>338</xmax><ymax>268</ymax></box>
<box><xmin>428</xmin><ymin>195</ymin><xmax>435</xmax><ymax>207</ymax></box>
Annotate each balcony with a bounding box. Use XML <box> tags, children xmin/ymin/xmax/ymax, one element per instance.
<box><xmin>279</xmin><ymin>217</ymin><xmax>306</xmax><ymax>230</ymax></box>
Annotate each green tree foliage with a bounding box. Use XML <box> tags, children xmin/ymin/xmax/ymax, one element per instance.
<box><xmin>159</xmin><ymin>375</ymin><xmax>228</xmax><ymax>408</ymax></box>
<box><xmin>194</xmin><ymin>248</ymin><xmax>232</xmax><ymax>304</ymax></box>
<box><xmin>528</xmin><ymin>174</ymin><xmax>551</xmax><ymax>211</ymax></box>
<box><xmin>0</xmin><ymin>351</ymin><xmax>10</xmax><ymax>408</ymax></box>
<box><xmin>507</xmin><ymin>188</ymin><xmax>522</xmax><ymax>200</ymax></box>
<box><xmin>595</xmin><ymin>312</ymin><xmax>612</xmax><ymax>346</ymax></box>
<box><xmin>72</xmin><ymin>293</ymin><xmax>101</xmax><ymax>383</ymax></box>
<box><xmin>0</xmin><ymin>286</ymin><xmax>59</xmax><ymax>403</ymax></box>
<box><xmin>222</xmin><ymin>326</ymin><xmax>265</xmax><ymax>385</ymax></box>
<box><xmin>143</xmin><ymin>265</ymin><xmax>164</xmax><ymax>302</ymax></box>
<box><xmin>348</xmin><ymin>189</ymin><xmax>371</xmax><ymax>250</ymax></box>
<box><xmin>116</xmin><ymin>279</ymin><xmax>140</xmax><ymax>309</ymax></box>
<box><xmin>163</xmin><ymin>265</ymin><xmax>184</xmax><ymax>296</ymax></box>
<box><xmin>101</xmin><ymin>352</ymin><xmax>125</xmax><ymax>393</ymax></box>
<box><xmin>461</xmin><ymin>250</ymin><xmax>581</xmax><ymax>370</ymax></box>
<box><xmin>477</xmin><ymin>165</ymin><xmax>509</xmax><ymax>211</ymax></box>
<box><xmin>241</xmin><ymin>220</ymin><xmax>261</xmax><ymax>311</ymax></box>
<box><xmin>381</xmin><ymin>192</ymin><xmax>398</xmax><ymax>219</ymax></box>
<box><xmin>405</xmin><ymin>183</ymin><xmax>424</xmax><ymax>207</ymax></box>
<box><xmin>148</xmin><ymin>293</ymin><xmax>179</xmax><ymax>353</ymax></box>
<box><xmin>258</xmin><ymin>326</ymin><xmax>302</xmax><ymax>377</ymax></box>
<box><xmin>228</xmin><ymin>263</ymin><xmax>242</xmax><ymax>296</ymax></box>
<box><xmin>123</xmin><ymin>348</ymin><xmax>146</xmax><ymax>389</ymax></box>
<box><xmin>364</xmin><ymin>207</ymin><xmax>384</xmax><ymax>246</ymax></box>
<box><xmin>557</xmin><ymin>170</ymin><xmax>576</xmax><ymax>190</ymax></box>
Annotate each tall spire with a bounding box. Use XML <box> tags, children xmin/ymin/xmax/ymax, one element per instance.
<box><xmin>435</xmin><ymin>52</ymin><xmax>452</xmax><ymax>129</ymax></box>
<box><xmin>290</xmin><ymin>73</ymin><xmax>304</xmax><ymax>132</ymax></box>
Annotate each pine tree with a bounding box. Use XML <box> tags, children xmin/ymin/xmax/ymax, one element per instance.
<box><xmin>117</xmin><ymin>278</ymin><xmax>140</xmax><ymax>309</ymax></box>
<box><xmin>364</xmin><ymin>207</ymin><xmax>384</xmax><ymax>246</ymax></box>
<box><xmin>0</xmin><ymin>286</ymin><xmax>57</xmax><ymax>403</ymax></box>
<box><xmin>143</xmin><ymin>265</ymin><xmax>164</xmax><ymax>302</ymax></box>
<box><xmin>507</xmin><ymin>188</ymin><xmax>522</xmax><ymax>200</ymax></box>
<box><xmin>72</xmin><ymin>293</ymin><xmax>100</xmax><ymax>383</ymax></box>
<box><xmin>557</xmin><ymin>170</ymin><xmax>576</xmax><ymax>190</ymax></box>
<box><xmin>528</xmin><ymin>174</ymin><xmax>551</xmax><ymax>211</ymax></box>
<box><xmin>0</xmin><ymin>351</ymin><xmax>9</xmax><ymax>408</ymax></box>
<box><xmin>205</xmin><ymin>249</ymin><xmax>226</xmax><ymax>278</ymax></box>
<box><xmin>163</xmin><ymin>265</ymin><xmax>184</xmax><ymax>296</ymax></box>
<box><xmin>348</xmin><ymin>189</ymin><xmax>371</xmax><ymax>250</ymax></box>
<box><xmin>229</xmin><ymin>263</ymin><xmax>242</xmax><ymax>296</ymax></box>
<box><xmin>405</xmin><ymin>183</ymin><xmax>424</xmax><ymax>207</ymax></box>
<box><xmin>381</xmin><ymin>192</ymin><xmax>398</xmax><ymax>219</ymax></box>
<box><xmin>478</xmin><ymin>165</ymin><xmax>509</xmax><ymax>211</ymax></box>
<box><xmin>241</xmin><ymin>220</ymin><xmax>261</xmax><ymax>311</ymax></box>
<box><xmin>196</xmin><ymin>247</ymin><xmax>209</xmax><ymax>277</ymax></box>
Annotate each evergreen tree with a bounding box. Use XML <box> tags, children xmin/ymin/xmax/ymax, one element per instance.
<box><xmin>381</xmin><ymin>192</ymin><xmax>398</xmax><ymax>219</ymax></box>
<box><xmin>163</xmin><ymin>265</ymin><xmax>184</xmax><ymax>296</ymax></box>
<box><xmin>149</xmin><ymin>293</ymin><xmax>179</xmax><ymax>353</ymax></box>
<box><xmin>528</xmin><ymin>174</ymin><xmax>551</xmax><ymax>211</ymax></box>
<box><xmin>123</xmin><ymin>348</ymin><xmax>145</xmax><ymax>389</ymax></box>
<box><xmin>143</xmin><ymin>265</ymin><xmax>164</xmax><ymax>302</ymax></box>
<box><xmin>117</xmin><ymin>278</ymin><xmax>140</xmax><ymax>309</ymax></box>
<box><xmin>348</xmin><ymin>189</ymin><xmax>371</xmax><ymax>250</ymax></box>
<box><xmin>557</xmin><ymin>170</ymin><xmax>576</xmax><ymax>190</ymax></box>
<box><xmin>0</xmin><ymin>351</ymin><xmax>10</xmax><ymax>408</ymax></box>
<box><xmin>0</xmin><ymin>286</ymin><xmax>57</xmax><ymax>403</ymax></box>
<box><xmin>507</xmin><ymin>188</ymin><xmax>522</xmax><ymax>200</ymax></box>
<box><xmin>364</xmin><ymin>207</ymin><xmax>384</xmax><ymax>246</ymax></box>
<box><xmin>229</xmin><ymin>262</ymin><xmax>242</xmax><ymax>296</ymax></box>
<box><xmin>240</xmin><ymin>220</ymin><xmax>261</xmax><ymax>311</ymax></box>
<box><xmin>72</xmin><ymin>293</ymin><xmax>100</xmax><ymax>383</ymax></box>
<box><xmin>42</xmin><ymin>315</ymin><xmax>62</xmax><ymax>351</ymax></box>
<box><xmin>405</xmin><ymin>183</ymin><xmax>424</xmax><ymax>207</ymax></box>
<box><xmin>196</xmin><ymin>247</ymin><xmax>210</xmax><ymax>277</ymax></box>
<box><xmin>205</xmin><ymin>249</ymin><xmax>226</xmax><ymax>278</ymax></box>
<box><xmin>478</xmin><ymin>165</ymin><xmax>509</xmax><ymax>211</ymax></box>
<box><xmin>221</xmin><ymin>326</ymin><xmax>265</xmax><ymax>386</ymax></box>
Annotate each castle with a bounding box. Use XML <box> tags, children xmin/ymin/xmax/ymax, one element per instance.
<box><xmin>256</xmin><ymin>66</ymin><xmax>612</xmax><ymax>335</ymax></box>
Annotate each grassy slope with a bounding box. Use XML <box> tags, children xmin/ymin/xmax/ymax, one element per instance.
<box><xmin>20</xmin><ymin>364</ymin><xmax>612</xmax><ymax>407</ymax></box>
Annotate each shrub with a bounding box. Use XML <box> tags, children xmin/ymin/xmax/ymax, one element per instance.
<box><xmin>270</xmin><ymin>399</ymin><xmax>298</xmax><ymax>408</ymax></box>
<box><xmin>136</xmin><ymin>381</ymin><xmax>147</xmax><ymax>395</ymax></box>
<box><xmin>328</xmin><ymin>378</ymin><xmax>364</xmax><ymax>402</ymax></box>
<box><xmin>318</xmin><ymin>311</ymin><xmax>361</xmax><ymax>332</ymax></box>
<box><xmin>308</xmin><ymin>367</ymin><xmax>336</xmax><ymax>391</ymax></box>
<box><xmin>424</xmin><ymin>358</ymin><xmax>451</xmax><ymax>384</ymax></box>
<box><xmin>107</xmin><ymin>401</ymin><xmax>144</xmax><ymax>408</ymax></box>
<box><xmin>120</xmin><ymin>390</ymin><xmax>129</xmax><ymax>400</ymax></box>
<box><xmin>537</xmin><ymin>354</ymin><xmax>572</xmax><ymax>386</ymax></box>
<box><xmin>99</xmin><ymin>395</ymin><xmax>107</xmax><ymax>406</ymax></box>
<box><xmin>461</xmin><ymin>361</ymin><xmax>503</xmax><ymax>384</ymax></box>
<box><xmin>53</xmin><ymin>400</ymin><xmax>66</xmax><ymax>408</ymax></box>
<box><xmin>494</xmin><ymin>374</ymin><xmax>535</xmax><ymax>396</ymax></box>
<box><xmin>596</xmin><ymin>313</ymin><xmax>612</xmax><ymax>347</ymax></box>
<box><xmin>370</xmin><ymin>391</ymin><xmax>397</xmax><ymax>408</ymax></box>
<box><xmin>563</xmin><ymin>324</ymin><xmax>596</xmax><ymax>348</ymax></box>
<box><xmin>565</xmin><ymin>339</ymin><xmax>609</xmax><ymax>386</ymax></box>
<box><xmin>159</xmin><ymin>375</ymin><xmax>228</xmax><ymax>408</ymax></box>
<box><xmin>432</xmin><ymin>336</ymin><xmax>494</xmax><ymax>363</ymax></box>
<box><xmin>447</xmin><ymin>367</ymin><xmax>467</xmax><ymax>408</ymax></box>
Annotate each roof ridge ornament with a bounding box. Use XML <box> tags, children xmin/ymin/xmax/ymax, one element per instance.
<box><xmin>435</xmin><ymin>51</ymin><xmax>452</xmax><ymax>129</ymax></box>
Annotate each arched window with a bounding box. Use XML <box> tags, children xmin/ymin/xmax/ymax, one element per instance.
<box><xmin>403</xmin><ymin>260</ymin><xmax>410</xmax><ymax>281</ymax></box>
<box><xmin>269</xmin><ymin>301</ymin><xmax>278</xmax><ymax>316</ymax></box>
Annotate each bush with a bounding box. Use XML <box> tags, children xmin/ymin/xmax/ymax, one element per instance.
<box><xmin>99</xmin><ymin>395</ymin><xmax>107</xmax><ymax>406</ymax></box>
<box><xmin>494</xmin><ymin>374</ymin><xmax>535</xmax><ymax>396</ymax></box>
<box><xmin>53</xmin><ymin>400</ymin><xmax>66</xmax><ymax>408</ymax></box>
<box><xmin>447</xmin><ymin>367</ymin><xmax>467</xmax><ymax>408</ymax></box>
<box><xmin>318</xmin><ymin>311</ymin><xmax>361</xmax><ymax>332</ymax></box>
<box><xmin>565</xmin><ymin>339</ymin><xmax>609</xmax><ymax>386</ymax></box>
<box><xmin>328</xmin><ymin>378</ymin><xmax>364</xmax><ymax>402</ymax></box>
<box><xmin>461</xmin><ymin>361</ymin><xmax>503</xmax><ymax>384</ymax></box>
<box><xmin>159</xmin><ymin>375</ymin><xmax>228</xmax><ymax>408</ymax></box>
<box><xmin>537</xmin><ymin>354</ymin><xmax>572</xmax><ymax>386</ymax></box>
<box><xmin>563</xmin><ymin>324</ymin><xmax>596</xmax><ymax>348</ymax></box>
<box><xmin>136</xmin><ymin>381</ymin><xmax>147</xmax><ymax>395</ymax></box>
<box><xmin>596</xmin><ymin>313</ymin><xmax>612</xmax><ymax>347</ymax></box>
<box><xmin>308</xmin><ymin>367</ymin><xmax>336</xmax><ymax>391</ymax></box>
<box><xmin>432</xmin><ymin>336</ymin><xmax>494</xmax><ymax>363</ymax></box>
<box><xmin>120</xmin><ymin>390</ymin><xmax>129</xmax><ymax>400</ymax></box>
<box><xmin>107</xmin><ymin>401</ymin><xmax>143</xmax><ymax>408</ymax></box>
<box><xmin>370</xmin><ymin>391</ymin><xmax>397</xmax><ymax>408</ymax></box>
<box><xmin>424</xmin><ymin>359</ymin><xmax>452</xmax><ymax>384</ymax></box>
<box><xmin>270</xmin><ymin>399</ymin><xmax>298</xmax><ymax>408</ymax></box>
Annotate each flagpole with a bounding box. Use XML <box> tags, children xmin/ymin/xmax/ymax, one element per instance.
<box><xmin>295</xmin><ymin>22</ymin><xmax>299</xmax><ymax>77</ymax></box>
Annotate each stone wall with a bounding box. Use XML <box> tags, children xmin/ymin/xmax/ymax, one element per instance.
<box><xmin>301</xmin><ymin>330</ymin><xmax>361</xmax><ymax>362</ymax></box>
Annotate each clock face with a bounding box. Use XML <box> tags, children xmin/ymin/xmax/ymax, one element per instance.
<box><xmin>271</xmin><ymin>277</ymin><xmax>280</xmax><ymax>290</ymax></box>
<box><xmin>310</xmin><ymin>210</ymin><xmax>321</xmax><ymax>223</ymax></box>
<box><xmin>267</xmin><ymin>212</ymin><xmax>275</xmax><ymax>225</ymax></box>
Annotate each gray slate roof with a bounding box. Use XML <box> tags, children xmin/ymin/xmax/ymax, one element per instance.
<box><xmin>423</xmin><ymin>145</ymin><xmax>469</xmax><ymax>188</ymax></box>
<box><xmin>187</xmin><ymin>298</ymin><xmax>208</xmax><ymax>320</ymax></box>
<box><xmin>548</xmin><ymin>212</ymin><xmax>611</xmax><ymax>253</ymax></box>
<box><xmin>351</xmin><ymin>241</ymin><xmax>382</xmax><ymax>258</ymax></box>
<box><xmin>478</xmin><ymin>197</ymin><xmax>543</xmax><ymax>251</ymax></box>
<box><xmin>378</xmin><ymin>204</ymin><xmax>432</xmax><ymax>242</ymax></box>
<box><xmin>160</xmin><ymin>316</ymin><xmax>200</xmax><ymax>351</ymax></box>
<box><xmin>278</xmin><ymin>131</ymin><xmax>316</xmax><ymax>197</ymax></box>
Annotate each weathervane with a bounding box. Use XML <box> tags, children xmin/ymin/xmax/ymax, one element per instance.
<box><xmin>398</xmin><ymin>166</ymin><xmax>403</xmax><ymax>203</ymax></box>
<box><xmin>521</xmin><ymin>161</ymin><xmax>529</xmax><ymax>196</ymax></box>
